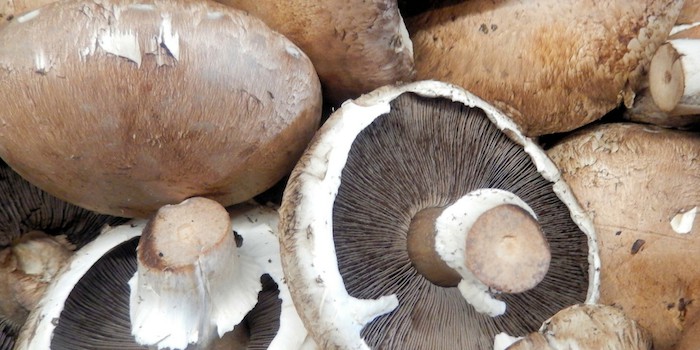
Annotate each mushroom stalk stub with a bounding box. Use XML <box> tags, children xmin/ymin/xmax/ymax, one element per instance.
<box><xmin>130</xmin><ymin>197</ymin><xmax>260</xmax><ymax>349</ymax></box>
<box><xmin>407</xmin><ymin>189</ymin><xmax>551</xmax><ymax>316</ymax></box>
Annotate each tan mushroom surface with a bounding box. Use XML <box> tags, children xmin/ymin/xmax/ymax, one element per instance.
<box><xmin>502</xmin><ymin>304</ymin><xmax>652</xmax><ymax>350</ymax></box>
<box><xmin>0</xmin><ymin>0</ymin><xmax>54</xmax><ymax>22</ymax></box>
<box><xmin>548</xmin><ymin>123</ymin><xmax>700</xmax><ymax>350</ymax></box>
<box><xmin>0</xmin><ymin>0</ymin><xmax>322</xmax><ymax>218</ymax></box>
<box><xmin>407</xmin><ymin>0</ymin><xmax>683</xmax><ymax>136</ymax></box>
<box><xmin>216</xmin><ymin>0</ymin><xmax>415</xmax><ymax>103</ymax></box>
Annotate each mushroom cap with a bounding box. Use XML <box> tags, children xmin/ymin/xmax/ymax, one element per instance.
<box><xmin>0</xmin><ymin>0</ymin><xmax>322</xmax><ymax>218</ymax></box>
<box><xmin>279</xmin><ymin>80</ymin><xmax>599</xmax><ymax>349</ymax></box>
<box><xmin>407</xmin><ymin>0</ymin><xmax>683</xmax><ymax>136</ymax></box>
<box><xmin>216</xmin><ymin>0</ymin><xmax>415</xmax><ymax>103</ymax></box>
<box><xmin>547</xmin><ymin>123</ymin><xmax>700</xmax><ymax>350</ymax></box>
<box><xmin>17</xmin><ymin>203</ymin><xmax>308</xmax><ymax>350</ymax></box>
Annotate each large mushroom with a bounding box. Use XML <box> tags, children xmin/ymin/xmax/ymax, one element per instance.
<box><xmin>0</xmin><ymin>0</ymin><xmax>322</xmax><ymax>218</ymax></box>
<box><xmin>547</xmin><ymin>123</ymin><xmax>700</xmax><ymax>349</ymax></box>
<box><xmin>406</xmin><ymin>0</ymin><xmax>683</xmax><ymax>136</ymax></box>
<box><xmin>279</xmin><ymin>81</ymin><xmax>599</xmax><ymax>349</ymax></box>
<box><xmin>17</xmin><ymin>199</ymin><xmax>310</xmax><ymax>349</ymax></box>
<box><xmin>215</xmin><ymin>0</ymin><xmax>415</xmax><ymax>103</ymax></box>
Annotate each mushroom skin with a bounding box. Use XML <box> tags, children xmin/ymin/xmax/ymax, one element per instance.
<box><xmin>547</xmin><ymin>123</ymin><xmax>700</xmax><ymax>350</ymax></box>
<box><xmin>0</xmin><ymin>0</ymin><xmax>56</xmax><ymax>23</ymax></box>
<box><xmin>501</xmin><ymin>304</ymin><xmax>652</xmax><ymax>350</ymax></box>
<box><xmin>279</xmin><ymin>80</ymin><xmax>600</xmax><ymax>349</ymax></box>
<box><xmin>216</xmin><ymin>0</ymin><xmax>415</xmax><ymax>104</ymax></box>
<box><xmin>407</xmin><ymin>0</ymin><xmax>683</xmax><ymax>136</ymax></box>
<box><xmin>0</xmin><ymin>0</ymin><xmax>322</xmax><ymax>218</ymax></box>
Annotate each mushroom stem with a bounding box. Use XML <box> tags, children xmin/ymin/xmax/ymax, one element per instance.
<box><xmin>129</xmin><ymin>197</ymin><xmax>262</xmax><ymax>350</ymax></box>
<box><xmin>407</xmin><ymin>188</ymin><xmax>551</xmax><ymax>316</ymax></box>
<box><xmin>649</xmin><ymin>39</ymin><xmax>700</xmax><ymax>113</ymax></box>
<box><xmin>625</xmin><ymin>88</ymin><xmax>700</xmax><ymax>128</ymax></box>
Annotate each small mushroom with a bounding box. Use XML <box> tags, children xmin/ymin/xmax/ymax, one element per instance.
<box><xmin>216</xmin><ymin>0</ymin><xmax>415</xmax><ymax>103</ymax></box>
<box><xmin>407</xmin><ymin>0</ymin><xmax>683</xmax><ymax>136</ymax></box>
<box><xmin>0</xmin><ymin>0</ymin><xmax>322</xmax><ymax>218</ymax></box>
<box><xmin>547</xmin><ymin>123</ymin><xmax>700</xmax><ymax>350</ymax></box>
<box><xmin>496</xmin><ymin>304</ymin><xmax>652</xmax><ymax>350</ymax></box>
<box><xmin>17</xmin><ymin>199</ymin><xmax>309</xmax><ymax>349</ymax></box>
<box><xmin>279</xmin><ymin>81</ymin><xmax>599</xmax><ymax>349</ymax></box>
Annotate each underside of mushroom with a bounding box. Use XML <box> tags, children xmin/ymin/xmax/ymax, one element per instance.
<box><xmin>279</xmin><ymin>80</ymin><xmax>599</xmax><ymax>349</ymax></box>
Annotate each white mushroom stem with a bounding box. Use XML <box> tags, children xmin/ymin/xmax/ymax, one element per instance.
<box><xmin>649</xmin><ymin>39</ymin><xmax>700</xmax><ymax>113</ymax></box>
<box><xmin>408</xmin><ymin>188</ymin><xmax>551</xmax><ymax>317</ymax></box>
<box><xmin>129</xmin><ymin>197</ymin><xmax>263</xmax><ymax>350</ymax></box>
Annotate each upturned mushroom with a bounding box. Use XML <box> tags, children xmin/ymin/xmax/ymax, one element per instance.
<box><xmin>17</xmin><ymin>198</ymin><xmax>310</xmax><ymax>350</ymax></box>
<box><xmin>407</xmin><ymin>0</ymin><xmax>683</xmax><ymax>136</ymax></box>
<box><xmin>547</xmin><ymin>123</ymin><xmax>700</xmax><ymax>350</ymax></box>
<box><xmin>215</xmin><ymin>0</ymin><xmax>415</xmax><ymax>103</ymax></box>
<box><xmin>279</xmin><ymin>80</ymin><xmax>599</xmax><ymax>349</ymax></box>
<box><xmin>495</xmin><ymin>304</ymin><xmax>652</xmax><ymax>350</ymax></box>
<box><xmin>0</xmin><ymin>0</ymin><xmax>322</xmax><ymax>218</ymax></box>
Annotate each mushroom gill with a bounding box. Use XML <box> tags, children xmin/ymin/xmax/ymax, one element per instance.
<box><xmin>332</xmin><ymin>93</ymin><xmax>590</xmax><ymax>348</ymax></box>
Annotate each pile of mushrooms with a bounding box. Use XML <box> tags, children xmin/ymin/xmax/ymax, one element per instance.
<box><xmin>1</xmin><ymin>0</ymin><xmax>700</xmax><ymax>349</ymax></box>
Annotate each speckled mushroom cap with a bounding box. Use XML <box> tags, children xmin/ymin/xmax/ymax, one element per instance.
<box><xmin>216</xmin><ymin>0</ymin><xmax>415</xmax><ymax>103</ymax></box>
<box><xmin>0</xmin><ymin>0</ymin><xmax>322</xmax><ymax>218</ymax></box>
<box><xmin>407</xmin><ymin>0</ymin><xmax>683</xmax><ymax>136</ymax></box>
<box><xmin>16</xmin><ymin>203</ymin><xmax>308</xmax><ymax>350</ymax></box>
<box><xmin>547</xmin><ymin>123</ymin><xmax>700</xmax><ymax>350</ymax></box>
<box><xmin>279</xmin><ymin>80</ymin><xmax>600</xmax><ymax>349</ymax></box>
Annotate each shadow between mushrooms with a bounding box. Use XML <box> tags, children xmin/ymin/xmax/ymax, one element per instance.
<box><xmin>16</xmin><ymin>200</ymin><xmax>309</xmax><ymax>350</ymax></box>
<box><xmin>279</xmin><ymin>81</ymin><xmax>600</xmax><ymax>349</ymax></box>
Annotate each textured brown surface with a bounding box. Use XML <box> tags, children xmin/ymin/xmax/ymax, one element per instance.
<box><xmin>408</xmin><ymin>0</ymin><xmax>682</xmax><ymax>136</ymax></box>
<box><xmin>548</xmin><ymin>123</ymin><xmax>700</xmax><ymax>350</ymax></box>
<box><xmin>0</xmin><ymin>0</ymin><xmax>322</xmax><ymax>217</ymax></box>
<box><xmin>218</xmin><ymin>0</ymin><xmax>415</xmax><ymax>103</ymax></box>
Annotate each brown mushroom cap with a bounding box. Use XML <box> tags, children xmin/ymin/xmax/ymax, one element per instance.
<box><xmin>216</xmin><ymin>0</ymin><xmax>415</xmax><ymax>103</ymax></box>
<box><xmin>407</xmin><ymin>0</ymin><xmax>683</xmax><ymax>136</ymax></box>
<box><xmin>0</xmin><ymin>0</ymin><xmax>322</xmax><ymax>218</ymax></box>
<box><xmin>547</xmin><ymin>123</ymin><xmax>700</xmax><ymax>350</ymax></box>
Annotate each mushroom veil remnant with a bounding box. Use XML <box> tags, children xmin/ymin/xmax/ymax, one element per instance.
<box><xmin>279</xmin><ymin>81</ymin><xmax>599</xmax><ymax>349</ymax></box>
<box><xmin>17</xmin><ymin>199</ymin><xmax>310</xmax><ymax>350</ymax></box>
<box><xmin>0</xmin><ymin>0</ymin><xmax>322</xmax><ymax>218</ymax></box>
